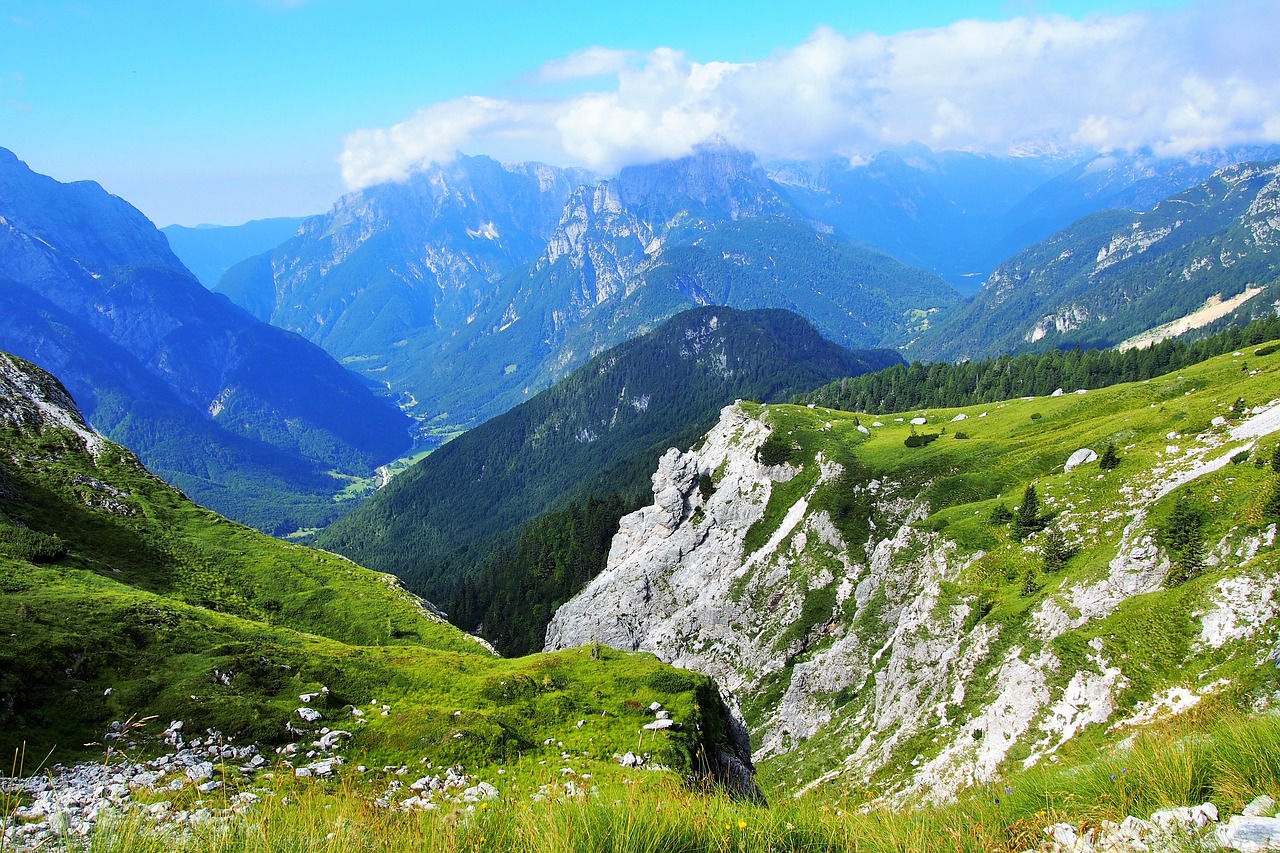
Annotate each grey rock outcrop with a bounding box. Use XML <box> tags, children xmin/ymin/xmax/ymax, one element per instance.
<box><xmin>548</xmin><ymin>399</ymin><xmax>1280</xmax><ymax>803</ymax></box>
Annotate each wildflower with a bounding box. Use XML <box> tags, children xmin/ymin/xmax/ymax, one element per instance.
<box><xmin>1110</xmin><ymin>774</ymin><xmax>1116</xmax><ymax>780</ymax></box>
<box><xmin>738</xmin><ymin>820</ymin><xmax>747</xmax><ymax>830</ymax></box>
<box><xmin>1004</xmin><ymin>786</ymin><xmax>1012</xmax><ymax>794</ymax></box>
<box><xmin>480</xmin><ymin>802</ymin><xmax>489</xmax><ymax>810</ymax></box>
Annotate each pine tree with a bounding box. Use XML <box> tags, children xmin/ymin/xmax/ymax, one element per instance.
<box><xmin>1012</xmin><ymin>484</ymin><xmax>1049</xmax><ymax>540</ymax></box>
<box><xmin>1041</xmin><ymin>528</ymin><xmax>1078</xmax><ymax>573</ymax></box>
<box><xmin>1161</xmin><ymin>492</ymin><xmax>1205</xmax><ymax>586</ymax></box>
<box><xmin>1099</xmin><ymin>442</ymin><xmax>1120</xmax><ymax>470</ymax></box>
<box><xmin>1271</xmin><ymin>443</ymin><xmax>1280</xmax><ymax>474</ymax></box>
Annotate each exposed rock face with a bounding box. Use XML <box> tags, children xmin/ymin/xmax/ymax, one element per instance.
<box><xmin>0</xmin><ymin>352</ymin><xmax>103</xmax><ymax>455</ymax></box>
<box><xmin>548</xmin><ymin>398</ymin><xmax>1280</xmax><ymax>802</ymax></box>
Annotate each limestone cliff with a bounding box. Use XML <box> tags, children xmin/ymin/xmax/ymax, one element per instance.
<box><xmin>548</xmin><ymin>350</ymin><xmax>1280</xmax><ymax>802</ymax></box>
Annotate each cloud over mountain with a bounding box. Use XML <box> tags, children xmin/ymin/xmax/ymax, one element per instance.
<box><xmin>341</xmin><ymin>1</ymin><xmax>1280</xmax><ymax>189</ymax></box>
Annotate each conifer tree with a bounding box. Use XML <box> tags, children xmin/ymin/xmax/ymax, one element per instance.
<box><xmin>1161</xmin><ymin>492</ymin><xmax>1205</xmax><ymax>586</ymax></box>
<box><xmin>1012</xmin><ymin>484</ymin><xmax>1049</xmax><ymax>540</ymax></box>
<box><xmin>1099</xmin><ymin>442</ymin><xmax>1120</xmax><ymax>470</ymax></box>
<box><xmin>1041</xmin><ymin>528</ymin><xmax>1077</xmax><ymax>572</ymax></box>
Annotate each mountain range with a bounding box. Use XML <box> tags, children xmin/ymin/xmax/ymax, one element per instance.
<box><xmin>213</xmin><ymin>145</ymin><xmax>959</xmax><ymax>434</ymax></box>
<box><xmin>0</xmin><ymin>148</ymin><xmax>410</xmax><ymax>533</ymax></box>
<box><xmin>914</xmin><ymin>159</ymin><xmax>1280</xmax><ymax>361</ymax></box>
<box><xmin>199</xmin><ymin>143</ymin><xmax>1280</xmax><ymax>443</ymax></box>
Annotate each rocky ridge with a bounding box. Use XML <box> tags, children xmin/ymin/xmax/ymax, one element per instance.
<box><xmin>547</xmin><ymin>353</ymin><xmax>1280</xmax><ymax>802</ymax></box>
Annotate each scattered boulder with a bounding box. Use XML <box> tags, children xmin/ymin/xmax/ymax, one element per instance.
<box><xmin>1245</xmin><ymin>796</ymin><xmax>1278</xmax><ymax>817</ymax></box>
<box><xmin>1064</xmin><ymin>448</ymin><xmax>1099</xmax><ymax>472</ymax></box>
<box><xmin>1215</xmin><ymin>815</ymin><xmax>1280</xmax><ymax>851</ymax></box>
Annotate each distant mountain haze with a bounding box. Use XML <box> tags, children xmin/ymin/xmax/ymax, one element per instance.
<box><xmin>0</xmin><ymin>147</ymin><xmax>411</xmax><ymax>534</ymax></box>
<box><xmin>162</xmin><ymin>217</ymin><xmax>308</xmax><ymax>288</ymax></box>
<box><xmin>912</xmin><ymin>158</ymin><xmax>1280</xmax><ymax>362</ymax></box>
<box><xmin>217</xmin><ymin>144</ymin><xmax>959</xmax><ymax>436</ymax></box>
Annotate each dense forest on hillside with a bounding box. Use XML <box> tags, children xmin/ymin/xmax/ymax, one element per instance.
<box><xmin>317</xmin><ymin>308</ymin><xmax>899</xmax><ymax>621</ymax></box>
<box><xmin>448</xmin><ymin>495</ymin><xmax>631</xmax><ymax>655</ymax></box>
<box><xmin>798</xmin><ymin>315</ymin><xmax>1280</xmax><ymax>414</ymax></box>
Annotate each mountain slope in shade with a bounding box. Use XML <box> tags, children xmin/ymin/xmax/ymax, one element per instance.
<box><xmin>162</xmin><ymin>216</ymin><xmax>308</xmax><ymax>287</ymax></box>
<box><xmin>911</xmin><ymin>159</ymin><xmax>1280</xmax><ymax>363</ymax></box>
<box><xmin>316</xmin><ymin>306</ymin><xmax>903</xmax><ymax>623</ymax></box>
<box><xmin>0</xmin><ymin>147</ymin><xmax>410</xmax><ymax>533</ymax></box>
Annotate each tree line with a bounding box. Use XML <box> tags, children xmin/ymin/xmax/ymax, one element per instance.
<box><xmin>795</xmin><ymin>315</ymin><xmax>1280</xmax><ymax>414</ymax></box>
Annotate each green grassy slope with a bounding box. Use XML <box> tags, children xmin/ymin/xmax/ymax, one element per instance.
<box><xmin>0</xmin><ymin>354</ymin><xmax>738</xmax><ymax>781</ymax></box>
<box><xmin>738</xmin><ymin>341</ymin><xmax>1280</xmax><ymax>794</ymax></box>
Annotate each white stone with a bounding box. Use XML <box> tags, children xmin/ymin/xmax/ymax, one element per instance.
<box><xmin>1245</xmin><ymin>795</ymin><xmax>1278</xmax><ymax>817</ymax></box>
<box><xmin>1215</xmin><ymin>815</ymin><xmax>1280</xmax><ymax>851</ymax></box>
<box><xmin>1064</xmin><ymin>448</ymin><xmax>1098</xmax><ymax>472</ymax></box>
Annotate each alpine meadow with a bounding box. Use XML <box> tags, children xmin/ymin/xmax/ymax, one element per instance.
<box><xmin>5</xmin><ymin>2</ymin><xmax>1280</xmax><ymax>851</ymax></box>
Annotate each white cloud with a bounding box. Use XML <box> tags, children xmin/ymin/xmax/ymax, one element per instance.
<box><xmin>340</xmin><ymin>0</ymin><xmax>1280</xmax><ymax>190</ymax></box>
<box><xmin>537</xmin><ymin>47</ymin><xmax>634</xmax><ymax>83</ymax></box>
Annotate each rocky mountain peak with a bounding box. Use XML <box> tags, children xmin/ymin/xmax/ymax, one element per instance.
<box><xmin>0</xmin><ymin>352</ymin><xmax>103</xmax><ymax>455</ymax></box>
<box><xmin>0</xmin><ymin>147</ymin><xmax>183</xmax><ymax>275</ymax></box>
<box><xmin>614</xmin><ymin>142</ymin><xmax>791</xmax><ymax>224</ymax></box>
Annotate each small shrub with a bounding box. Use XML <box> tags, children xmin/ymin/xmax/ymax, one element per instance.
<box><xmin>904</xmin><ymin>432</ymin><xmax>940</xmax><ymax>448</ymax></box>
<box><xmin>1272</xmin><ymin>444</ymin><xmax>1280</xmax><ymax>474</ymax></box>
<box><xmin>1231</xmin><ymin>450</ymin><xmax>1251</xmax><ymax>465</ymax></box>
<box><xmin>987</xmin><ymin>504</ymin><xmax>1013</xmax><ymax>525</ymax></box>
<box><xmin>1030</xmin><ymin>412</ymin><xmax>1043</xmax><ymax>421</ymax></box>
<box><xmin>756</xmin><ymin>433</ymin><xmax>795</xmax><ymax>466</ymax></box>
<box><xmin>1041</xmin><ymin>529</ymin><xmax>1078</xmax><ymax>573</ymax></box>
<box><xmin>647</xmin><ymin>670</ymin><xmax>695</xmax><ymax>694</ymax></box>
<box><xmin>954</xmin><ymin>431</ymin><xmax>970</xmax><ymax>440</ymax></box>
<box><xmin>0</xmin><ymin>525</ymin><xmax>67</xmax><ymax>563</ymax></box>
<box><xmin>1255</xmin><ymin>343</ymin><xmax>1280</xmax><ymax>356</ymax></box>
<box><xmin>698</xmin><ymin>473</ymin><xmax>714</xmax><ymax>501</ymax></box>
<box><xmin>962</xmin><ymin>593</ymin><xmax>995</xmax><ymax>631</ymax></box>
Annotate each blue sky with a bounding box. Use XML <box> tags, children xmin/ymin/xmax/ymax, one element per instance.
<box><xmin>1</xmin><ymin>0</ymin><xmax>1267</xmax><ymax>225</ymax></box>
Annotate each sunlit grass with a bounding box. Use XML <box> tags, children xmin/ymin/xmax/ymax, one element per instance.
<box><xmin>46</xmin><ymin>706</ymin><xmax>1278</xmax><ymax>853</ymax></box>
